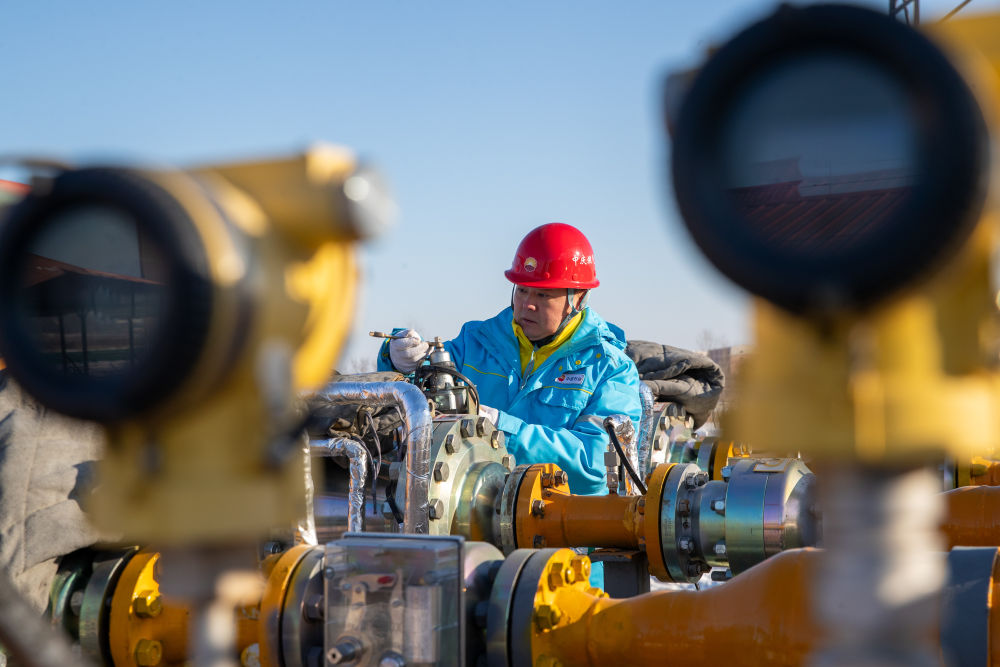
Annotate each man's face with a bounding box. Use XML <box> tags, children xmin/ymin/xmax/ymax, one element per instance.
<box><xmin>512</xmin><ymin>286</ymin><xmax>580</xmax><ymax>341</ymax></box>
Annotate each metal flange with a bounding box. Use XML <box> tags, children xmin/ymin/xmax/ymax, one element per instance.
<box><xmin>485</xmin><ymin>548</ymin><xmax>534</xmax><ymax>667</ymax></box>
<box><xmin>495</xmin><ymin>465</ymin><xmax>532</xmax><ymax>555</ymax></box>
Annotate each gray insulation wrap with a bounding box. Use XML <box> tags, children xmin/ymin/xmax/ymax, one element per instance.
<box><xmin>311</xmin><ymin>437</ymin><xmax>371</xmax><ymax>532</ymax></box>
<box><xmin>314</xmin><ymin>382</ymin><xmax>433</xmax><ymax>534</ymax></box>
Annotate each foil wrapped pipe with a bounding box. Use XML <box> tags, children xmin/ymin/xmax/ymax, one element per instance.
<box><xmin>314</xmin><ymin>382</ymin><xmax>433</xmax><ymax>534</ymax></box>
<box><xmin>637</xmin><ymin>382</ymin><xmax>656</xmax><ymax>481</ymax></box>
<box><xmin>604</xmin><ymin>414</ymin><xmax>640</xmax><ymax>495</ymax></box>
<box><xmin>311</xmin><ymin>437</ymin><xmax>371</xmax><ymax>533</ymax></box>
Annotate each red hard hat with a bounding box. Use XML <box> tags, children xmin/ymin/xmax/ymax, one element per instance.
<box><xmin>504</xmin><ymin>223</ymin><xmax>599</xmax><ymax>289</ymax></box>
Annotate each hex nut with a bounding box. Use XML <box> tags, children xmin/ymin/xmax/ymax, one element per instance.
<box><xmin>476</xmin><ymin>416</ymin><xmax>488</xmax><ymax>436</ymax></box>
<box><xmin>721</xmin><ymin>466</ymin><xmax>733</xmax><ymax>481</ymax></box>
<box><xmin>712</xmin><ymin>499</ymin><xmax>726</xmax><ymax>513</ymax></box>
<box><xmin>553</xmin><ymin>470</ymin><xmax>568</xmax><ymax>486</ymax></box>
<box><xmin>570</xmin><ymin>556</ymin><xmax>591</xmax><ymax>580</ymax></box>
<box><xmin>501</xmin><ymin>455</ymin><xmax>513</xmax><ymax>470</ymax></box>
<box><xmin>534</xmin><ymin>604</ymin><xmax>562</xmax><ymax>631</ymax></box>
<box><xmin>687</xmin><ymin>562</ymin><xmax>705</xmax><ymax>578</ymax></box>
<box><xmin>133</xmin><ymin>590</ymin><xmax>162</xmax><ymax>618</ymax></box>
<box><xmin>653</xmin><ymin>435</ymin><xmax>665</xmax><ymax>451</ymax></box>
<box><xmin>540</xmin><ymin>473</ymin><xmax>554</xmax><ymax>488</ymax></box>
<box><xmin>714</xmin><ymin>542</ymin><xmax>727</xmax><ymax>556</ymax></box>
<box><xmin>135</xmin><ymin>639</ymin><xmax>163</xmax><ymax>666</ymax></box>
<box><xmin>378</xmin><ymin>651</ymin><xmax>406</xmax><ymax>667</ymax></box>
<box><xmin>677</xmin><ymin>499</ymin><xmax>691</xmax><ymax>516</ymax></box>
<box><xmin>461</xmin><ymin>419</ymin><xmax>475</xmax><ymax>438</ymax></box>
<box><xmin>547</xmin><ymin>563</ymin><xmax>565</xmax><ymax>591</ymax></box>
<box><xmin>679</xmin><ymin>537</ymin><xmax>693</xmax><ymax>553</ymax></box>
<box><xmin>531</xmin><ymin>499</ymin><xmax>546</xmax><ymax>517</ymax></box>
<box><xmin>444</xmin><ymin>434</ymin><xmax>456</xmax><ymax>454</ymax></box>
<box><xmin>433</xmin><ymin>461</ymin><xmax>450</xmax><ymax>482</ymax></box>
<box><xmin>491</xmin><ymin>431</ymin><xmax>503</xmax><ymax>449</ymax></box>
<box><xmin>240</xmin><ymin>643</ymin><xmax>260</xmax><ymax>667</ymax></box>
<box><xmin>303</xmin><ymin>593</ymin><xmax>325</xmax><ymax>621</ymax></box>
<box><xmin>428</xmin><ymin>499</ymin><xmax>444</xmax><ymax>520</ymax></box>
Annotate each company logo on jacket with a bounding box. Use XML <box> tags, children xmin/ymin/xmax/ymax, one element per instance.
<box><xmin>555</xmin><ymin>372</ymin><xmax>585</xmax><ymax>386</ymax></box>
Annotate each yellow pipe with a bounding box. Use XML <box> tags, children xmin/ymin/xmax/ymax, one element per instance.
<box><xmin>534</xmin><ymin>549</ymin><xmax>823</xmax><ymax>666</ymax></box>
<box><xmin>942</xmin><ymin>485</ymin><xmax>1000</xmax><ymax>550</ymax></box>
<box><xmin>530</xmin><ymin>548</ymin><xmax>963</xmax><ymax>667</ymax></box>
<box><xmin>513</xmin><ymin>463</ymin><xmax>643</xmax><ymax>550</ymax></box>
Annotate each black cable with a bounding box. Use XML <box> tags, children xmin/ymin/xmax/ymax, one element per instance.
<box><xmin>604</xmin><ymin>421</ymin><xmax>647</xmax><ymax>495</ymax></box>
<box><xmin>415</xmin><ymin>364</ymin><xmax>481</xmax><ymax>413</ymax></box>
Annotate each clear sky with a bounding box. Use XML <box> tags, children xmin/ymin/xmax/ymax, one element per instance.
<box><xmin>1</xmin><ymin>0</ymin><xmax>988</xmax><ymax>371</ymax></box>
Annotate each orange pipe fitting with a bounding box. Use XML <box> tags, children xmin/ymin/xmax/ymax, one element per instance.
<box><xmin>514</xmin><ymin>463</ymin><xmax>643</xmax><ymax>550</ymax></box>
<box><xmin>534</xmin><ymin>549</ymin><xmax>822</xmax><ymax>666</ymax></box>
<box><xmin>531</xmin><ymin>548</ymin><xmax>955</xmax><ymax>667</ymax></box>
<box><xmin>942</xmin><ymin>485</ymin><xmax>1000</xmax><ymax>549</ymax></box>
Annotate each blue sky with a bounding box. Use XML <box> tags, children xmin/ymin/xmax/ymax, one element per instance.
<box><xmin>1</xmin><ymin>0</ymin><xmax>987</xmax><ymax>371</ymax></box>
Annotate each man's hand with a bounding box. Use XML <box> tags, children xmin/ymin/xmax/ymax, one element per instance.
<box><xmin>478</xmin><ymin>404</ymin><xmax>499</xmax><ymax>426</ymax></box>
<box><xmin>389</xmin><ymin>329</ymin><xmax>430</xmax><ymax>372</ymax></box>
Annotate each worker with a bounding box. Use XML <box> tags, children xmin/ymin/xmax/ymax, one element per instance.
<box><xmin>378</xmin><ymin>222</ymin><xmax>642</xmax><ymax>496</ymax></box>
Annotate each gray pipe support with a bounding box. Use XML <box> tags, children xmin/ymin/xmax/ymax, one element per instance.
<box><xmin>637</xmin><ymin>383</ymin><xmax>656</xmax><ymax>480</ymax></box>
<box><xmin>314</xmin><ymin>382</ymin><xmax>433</xmax><ymax>534</ymax></box>
<box><xmin>311</xmin><ymin>437</ymin><xmax>372</xmax><ymax>533</ymax></box>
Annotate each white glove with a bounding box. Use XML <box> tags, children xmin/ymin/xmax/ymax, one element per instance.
<box><xmin>389</xmin><ymin>329</ymin><xmax>430</xmax><ymax>373</ymax></box>
<box><xmin>479</xmin><ymin>404</ymin><xmax>499</xmax><ymax>426</ymax></box>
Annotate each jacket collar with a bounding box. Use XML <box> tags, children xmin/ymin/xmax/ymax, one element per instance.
<box><xmin>475</xmin><ymin>306</ymin><xmax>625</xmax><ymax>373</ymax></box>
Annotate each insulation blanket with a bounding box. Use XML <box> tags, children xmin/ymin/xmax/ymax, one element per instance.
<box><xmin>624</xmin><ymin>341</ymin><xmax>725</xmax><ymax>429</ymax></box>
<box><xmin>0</xmin><ymin>371</ymin><xmax>106</xmax><ymax>611</ymax></box>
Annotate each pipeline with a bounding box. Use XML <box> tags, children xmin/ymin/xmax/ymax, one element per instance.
<box><xmin>314</xmin><ymin>382</ymin><xmax>432</xmax><ymax>534</ymax></box>
<box><xmin>509</xmin><ymin>545</ymin><xmax>999</xmax><ymax>667</ymax></box>
<box><xmin>637</xmin><ymin>383</ymin><xmax>656</xmax><ymax>480</ymax></box>
<box><xmin>311</xmin><ymin>437</ymin><xmax>372</xmax><ymax>532</ymax></box>
<box><xmin>941</xmin><ymin>484</ymin><xmax>1000</xmax><ymax>549</ymax></box>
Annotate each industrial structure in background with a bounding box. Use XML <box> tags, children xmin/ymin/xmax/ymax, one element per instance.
<box><xmin>1</xmin><ymin>2</ymin><xmax>1000</xmax><ymax>666</ymax></box>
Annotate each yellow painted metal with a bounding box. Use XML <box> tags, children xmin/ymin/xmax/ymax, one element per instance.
<box><xmin>710</xmin><ymin>440</ymin><xmax>746</xmax><ymax>480</ymax></box>
<box><xmin>644</xmin><ymin>463</ymin><xmax>676</xmax><ymax>581</ymax></box>
<box><xmin>513</xmin><ymin>464</ymin><xmax>643</xmax><ymax>551</ymax></box>
<box><xmin>90</xmin><ymin>147</ymin><xmax>363</xmax><ymax>544</ymax></box>
<box><xmin>257</xmin><ymin>544</ymin><xmax>312</xmax><ymax>667</ymax></box>
<box><xmin>528</xmin><ymin>549</ymin><xmax>821</xmax><ymax>666</ymax></box>
<box><xmin>107</xmin><ymin>551</ymin><xmax>190</xmax><ymax>667</ymax></box>
<box><xmin>942</xmin><ymin>485</ymin><xmax>1000</xmax><ymax>550</ymax></box>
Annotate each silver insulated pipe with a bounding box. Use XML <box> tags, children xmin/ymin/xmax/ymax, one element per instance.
<box><xmin>636</xmin><ymin>382</ymin><xmax>656</xmax><ymax>480</ymax></box>
<box><xmin>314</xmin><ymin>382</ymin><xmax>433</xmax><ymax>534</ymax></box>
<box><xmin>311</xmin><ymin>437</ymin><xmax>372</xmax><ymax>532</ymax></box>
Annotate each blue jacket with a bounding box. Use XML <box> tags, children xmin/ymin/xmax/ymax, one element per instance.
<box><xmin>378</xmin><ymin>307</ymin><xmax>642</xmax><ymax>496</ymax></box>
